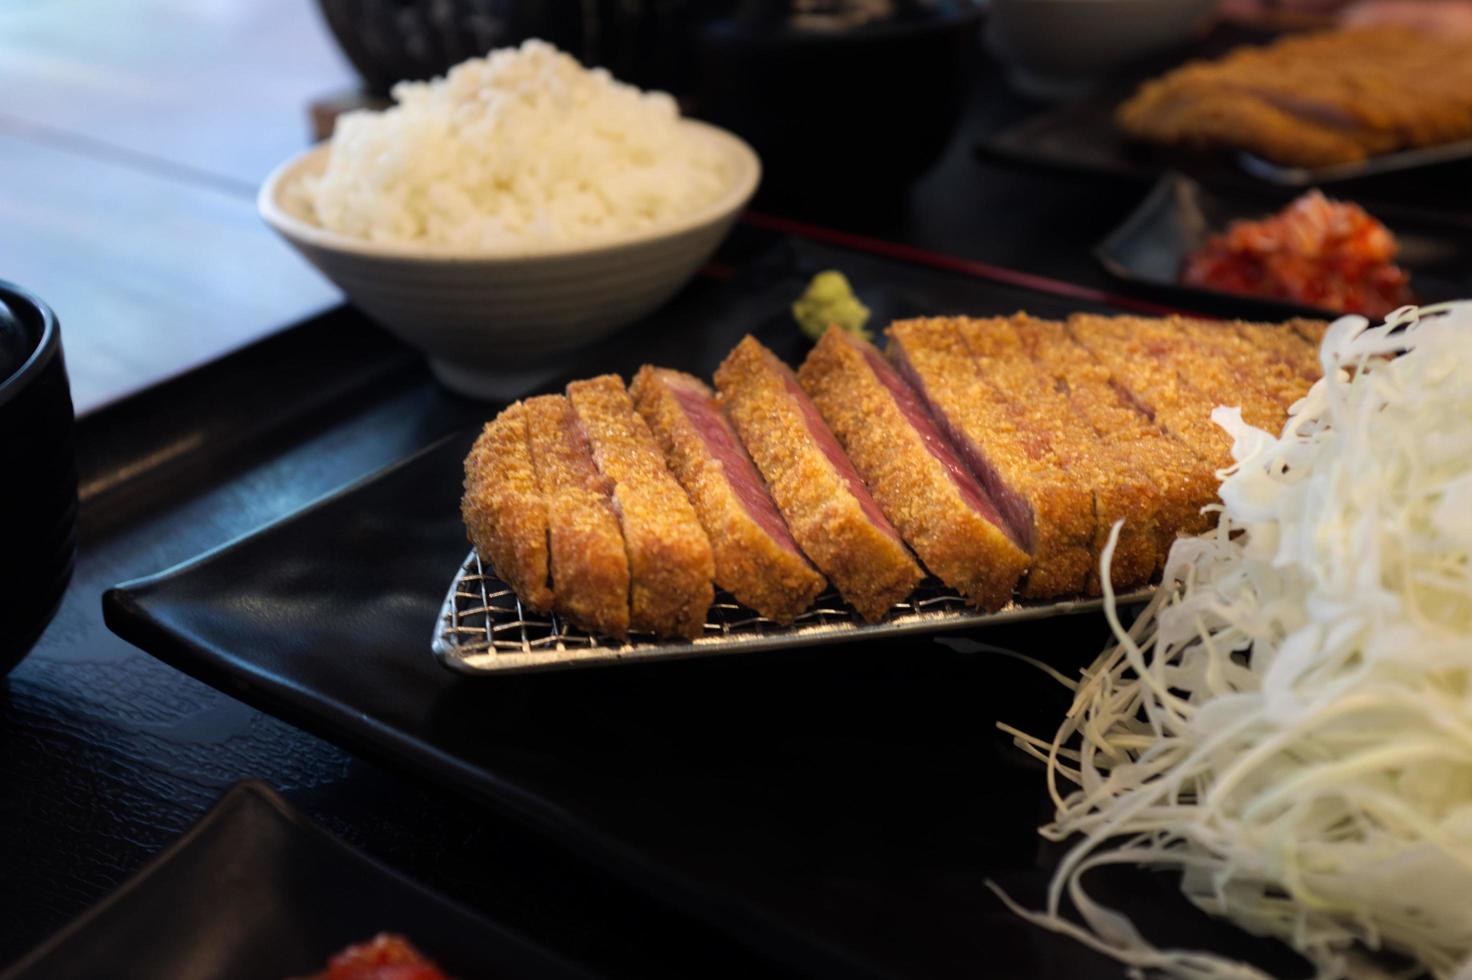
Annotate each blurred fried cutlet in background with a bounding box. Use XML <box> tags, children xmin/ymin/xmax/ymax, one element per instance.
<box><xmin>1117</xmin><ymin>28</ymin><xmax>1472</xmax><ymax>167</ymax></box>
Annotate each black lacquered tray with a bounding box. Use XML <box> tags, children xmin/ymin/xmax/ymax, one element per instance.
<box><xmin>102</xmin><ymin>238</ymin><xmax>1312</xmax><ymax>979</ymax></box>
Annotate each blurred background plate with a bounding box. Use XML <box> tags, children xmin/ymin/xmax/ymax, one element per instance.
<box><xmin>0</xmin><ymin>781</ymin><xmax>594</xmax><ymax>980</ymax></box>
<box><xmin>1095</xmin><ymin>172</ymin><xmax>1472</xmax><ymax>321</ymax></box>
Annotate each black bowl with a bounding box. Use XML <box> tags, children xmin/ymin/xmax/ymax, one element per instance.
<box><xmin>314</xmin><ymin>0</ymin><xmax>736</xmax><ymax>97</ymax></box>
<box><xmin>0</xmin><ymin>280</ymin><xmax>77</xmax><ymax>674</ymax></box>
<box><xmin>696</xmin><ymin>3</ymin><xmax>983</xmax><ymax>208</ymax></box>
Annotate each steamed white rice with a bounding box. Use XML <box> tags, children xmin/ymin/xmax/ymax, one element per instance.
<box><xmin>299</xmin><ymin>40</ymin><xmax>737</xmax><ymax>250</ymax></box>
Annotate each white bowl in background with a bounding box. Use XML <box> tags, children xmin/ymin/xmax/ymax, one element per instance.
<box><xmin>987</xmin><ymin>0</ymin><xmax>1217</xmax><ymax>100</ymax></box>
<box><xmin>258</xmin><ymin>122</ymin><xmax>761</xmax><ymax>399</ymax></box>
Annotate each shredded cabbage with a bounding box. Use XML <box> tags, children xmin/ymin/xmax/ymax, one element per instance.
<box><xmin>996</xmin><ymin>303</ymin><xmax>1472</xmax><ymax>979</ymax></box>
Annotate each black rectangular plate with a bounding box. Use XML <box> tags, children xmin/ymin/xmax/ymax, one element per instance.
<box><xmin>1096</xmin><ymin>172</ymin><xmax>1472</xmax><ymax>321</ymax></box>
<box><xmin>0</xmin><ymin>781</ymin><xmax>591</xmax><ymax>980</ymax></box>
<box><xmin>102</xmin><ymin>241</ymin><xmax>1309</xmax><ymax>979</ymax></box>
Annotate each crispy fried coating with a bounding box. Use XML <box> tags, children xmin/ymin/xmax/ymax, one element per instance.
<box><xmin>630</xmin><ymin>366</ymin><xmax>826</xmax><ymax>624</ymax></box>
<box><xmin>1232</xmin><ymin>320</ymin><xmax>1326</xmax><ymax>384</ymax></box>
<box><xmin>1117</xmin><ymin>28</ymin><xmax>1472</xmax><ymax>168</ymax></box>
<box><xmin>716</xmin><ymin>336</ymin><xmax>923</xmax><ymax>622</ymax></box>
<box><xmin>1098</xmin><ymin>315</ymin><xmax>1309</xmax><ymax>436</ymax></box>
<box><xmin>1064</xmin><ymin>315</ymin><xmax>1235</xmax><ymax>471</ymax></box>
<box><xmin>1171</xmin><ymin>317</ymin><xmax>1320</xmax><ymax>429</ymax></box>
<box><xmin>798</xmin><ymin>328</ymin><xmax>1029</xmax><ymax>610</ymax></box>
<box><xmin>957</xmin><ymin>316</ymin><xmax>1160</xmax><ymax>594</ymax></box>
<box><xmin>461</xmin><ymin>402</ymin><xmax>554</xmax><ymax>612</ymax></box>
<box><xmin>1290</xmin><ymin>319</ymin><xmax>1328</xmax><ymax>350</ymax></box>
<box><xmin>887</xmin><ymin>318</ymin><xmax>1095</xmax><ymax>599</ymax></box>
<box><xmin>523</xmin><ymin>394</ymin><xmax>630</xmax><ymax>639</ymax></box>
<box><xmin>1011</xmin><ymin>317</ymin><xmax>1220</xmax><ymax>564</ymax></box>
<box><xmin>567</xmin><ymin>375</ymin><xmax>715</xmax><ymax>639</ymax></box>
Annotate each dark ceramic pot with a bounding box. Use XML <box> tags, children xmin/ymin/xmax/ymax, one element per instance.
<box><xmin>0</xmin><ymin>281</ymin><xmax>77</xmax><ymax>674</ymax></box>
<box><xmin>314</xmin><ymin>0</ymin><xmax>734</xmax><ymax>96</ymax></box>
<box><xmin>696</xmin><ymin>2</ymin><xmax>983</xmax><ymax>208</ymax></box>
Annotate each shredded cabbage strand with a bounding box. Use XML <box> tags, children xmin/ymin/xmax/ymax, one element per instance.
<box><xmin>999</xmin><ymin>303</ymin><xmax>1472</xmax><ymax>979</ymax></box>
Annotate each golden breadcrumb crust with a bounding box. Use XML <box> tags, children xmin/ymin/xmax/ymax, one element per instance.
<box><xmin>1171</xmin><ymin>317</ymin><xmax>1321</xmax><ymax>426</ymax></box>
<box><xmin>630</xmin><ymin>366</ymin><xmax>826</xmax><ymax>624</ymax></box>
<box><xmin>1011</xmin><ymin>317</ymin><xmax>1219</xmax><ymax>563</ymax></box>
<box><xmin>460</xmin><ymin>402</ymin><xmax>554</xmax><ymax>612</ymax></box>
<box><xmin>567</xmin><ymin>375</ymin><xmax>715</xmax><ymax>639</ymax></box>
<box><xmin>887</xmin><ymin>318</ymin><xmax>1094</xmax><ymax>599</ymax></box>
<box><xmin>1291</xmin><ymin>320</ymin><xmax>1328</xmax><ymax>349</ymax></box>
<box><xmin>716</xmin><ymin>336</ymin><xmax>922</xmax><ymax>622</ymax></box>
<box><xmin>1066</xmin><ymin>315</ymin><xmax>1236</xmax><ymax>470</ymax></box>
<box><xmin>1117</xmin><ymin>28</ymin><xmax>1472</xmax><ymax>167</ymax></box>
<box><xmin>523</xmin><ymin>394</ymin><xmax>630</xmax><ymax>639</ymax></box>
<box><xmin>1232</xmin><ymin>320</ymin><xmax>1326</xmax><ymax>384</ymax></box>
<box><xmin>798</xmin><ymin>328</ymin><xmax>1029</xmax><ymax>610</ymax></box>
<box><xmin>1096</xmin><ymin>316</ymin><xmax>1310</xmax><ymax>435</ymax></box>
<box><xmin>960</xmin><ymin>316</ymin><xmax>1159</xmax><ymax>594</ymax></box>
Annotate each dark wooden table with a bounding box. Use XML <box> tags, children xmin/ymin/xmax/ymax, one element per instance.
<box><xmin>10</xmin><ymin>6</ymin><xmax>1458</xmax><ymax>979</ymax></box>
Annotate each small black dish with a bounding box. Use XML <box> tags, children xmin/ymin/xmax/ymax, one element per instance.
<box><xmin>0</xmin><ymin>781</ymin><xmax>593</xmax><ymax>980</ymax></box>
<box><xmin>0</xmin><ymin>279</ymin><xmax>77</xmax><ymax>674</ymax></box>
<box><xmin>1095</xmin><ymin>173</ymin><xmax>1472</xmax><ymax>321</ymax></box>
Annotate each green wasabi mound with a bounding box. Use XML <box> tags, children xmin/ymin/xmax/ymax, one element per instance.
<box><xmin>792</xmin><ymin>270</ymin><xmax>871</xmax><ymax>342</ymax></box>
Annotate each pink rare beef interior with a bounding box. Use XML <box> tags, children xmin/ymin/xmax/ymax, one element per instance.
<box><xmin>666</xmin><ymin>374</ymin><xmax>806</xmax><ymax>556</ymax></box>
<box><xmin>775</xmin><ymin>367</ymin><xmax>905</xmax><ymax>545</ymax></box>
<box><xmin>856</xmin><ymin>340</ymin><xmax>1023</xmax><ymax>549</ymax></box>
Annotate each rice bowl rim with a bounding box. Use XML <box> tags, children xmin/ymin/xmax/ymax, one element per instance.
<box><xmin>258</xmin><ymin>119</ymin><xmax>762</xmax><ymax>264</ymax></box>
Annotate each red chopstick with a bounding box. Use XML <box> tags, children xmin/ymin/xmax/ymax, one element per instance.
<box><xmin>739</xmin><ymin>210</ymin><xmax>1193</xmax><ymax>317</ymax></box>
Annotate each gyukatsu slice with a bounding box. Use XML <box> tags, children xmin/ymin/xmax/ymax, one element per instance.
<box><xmin>715</xmin><ymin>335</ymin><xmax>923</xmax><ymax>622</ymax></box>
<box><xmin>1064</xmin><ymin>315</ymin><xmax>1236</xmax><ymax>469</ymax></box>
<box><xmin>523</xmin><ymin>394</ymin><xmax>631</xmax><ymax>638</ymax></box>
<box><xmin>567</xmin><ymin>374</ymin><xmax>715</xmax><ymax>639</ymax></box>
<box><xmin>957</xmin><ymin>316</ymin><xmax>1160</xmax><ymax>593</ymax></box>
<box><xmin>461</xmin><ymin>401</ymin><xmax>554</xmax><ymax>612</ymax></box>
<box><xmin>1011</xmin><ymin>316</ymin><xmax>1219</xmax><ymax>564</ymax></box>
<box><xmin>1289</xmin><ymin>319</ymin><xmax>1328</xmax><ymax>350</ymax></box>
<box><xmin>1077</xmin><ymin>315</ymin><xmax>1306</xmax><ymax>435</ymax></box>
<box><xmin>886</xmin><ymin>318</ymin><xmax>1094</xmax><ymax>599</ymax></box>
<box><xmin>630</xmin><ymin>366</ymin><xmax>826</xmax><ymax>624</ymax></box>
<box><xmin>1168</xmin><ymin>316</ymin><xmax>1320</xmax><ymax>422</ymax></box>
<box><xmin>797</xmin><ymin>327</ymin><xmax>1028</xmax><ymax>610</ymax></box>
<box><xmin>1231</xmin><ymin>319</ymin><xmax>1326</xmax><ymax>384</ymax></box>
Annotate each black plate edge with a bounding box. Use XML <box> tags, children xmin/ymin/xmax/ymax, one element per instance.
<box><xmin>1238</xmin><ymin>138</ymin><xmax>1472</xmax><ymax>187</ymax></box>
<box><xmin>0</xmin><ymin>781</ymin><xmax>593</xmax><ymax>980</ymax></box>
<box><xmin>98</xmin><ymin>441</ymin><xmax>888</xmax><ymax>980</ymax></box>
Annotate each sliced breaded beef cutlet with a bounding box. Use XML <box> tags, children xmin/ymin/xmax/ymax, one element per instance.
<box><xmin>567</xmin><ymin>374</ymin><xmax>715</xmax><ymax>639</ymax></box>
<box><xmin>955</xmin><ymin>316</ymin><xmax>1161</xmax><ymax>593</ymax></box>
<box><xmin>523</xmin><ymin>394</ymin><xmax>631</xmax><ymax>638</ymax></box>
<box><xmin>1082</xmin><ymin>315</ymin><xmax>1311</xmax><ymax>436</ymax></box>
<box><xmin>1010</xmin><ymin>316</ymin><xmax>1220</xmax><ymax>563</ymax></box>
<box><xmin>630</xmin><ymin>366</ymin><xmax>826</xmax><ymax>624</ymax></box>
<box><xmin>1230</xmin><ymin>319</ymin><xmax>1326</xmax><ymax>385</ymax></box>
<box><xmin>716</xmin><ymin>335</ymin><xmax>923</xmax><ymax>622</ymax></box>
<box><xmin>461</xmin><ymin>401</ymin><xmax>554</xmax><ymax>612</ymax></box>
<box><xmin>1169</xmin><ymin>317</ymin><xmax>1320</xmax><ymax>425</ymax></box>
<box><xmin>1064</xmin><ymin>315</ymin><xmax>1238</xmax><ymax>469</ymax></box>
<box><xmin>887</xmin><ymin>318</ymin><xmax>1095</xmax><ymax>599</ymax></box>
<box><xmin>798</xmin><ymin>327</ymin><xmax>1029</xmax><ymax>610</ymax></box>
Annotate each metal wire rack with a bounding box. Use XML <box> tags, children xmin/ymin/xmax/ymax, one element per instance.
<box><xmin>432</xmin><ymin>551</ymin><xmax>1152</xmax><ymax>676</ymax></box>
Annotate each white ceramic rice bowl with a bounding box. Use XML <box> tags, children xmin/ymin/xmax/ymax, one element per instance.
<box><xmin>258</xmin><ymin>121</ymin><xmax>760</xmax><ymax>399</ymax></box>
